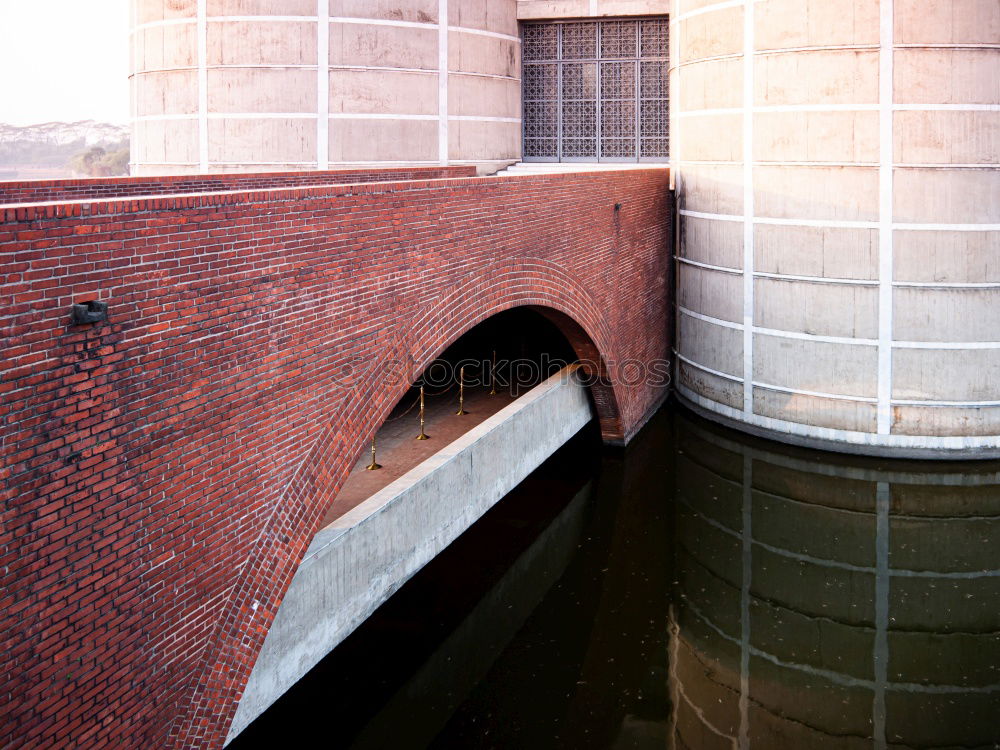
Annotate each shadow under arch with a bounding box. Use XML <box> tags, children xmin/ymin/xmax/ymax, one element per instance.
<box><xmin>344</xmin><ymin>297</ymin><xmax>627</xmax><ymax>467</ymax></box>
<box><xmin>405</xmin><ymin>303</ymin><xmax>625</xmax><ymax>440</ymax></box>
<box><xmin>176</xmin><ymin>281</ymin><xmax>633</xmax><ymax>747</ymax></box>
<box><xmin>530</xmin><ymin>306</ymin><xmax>624</xmax><ymax>443</ymax></box>
<box><xmin>313</xmin><ymin>304</ymin><xmax>621</xmax><ymax>529</ymax></box>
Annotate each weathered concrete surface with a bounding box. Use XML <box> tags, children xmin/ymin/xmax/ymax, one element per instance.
<box><xmin>226</xmin><ymin>367</ymin><xmax>595</xmax><ymax>742</ymax></box>
<box><xmin>132</xmin><ymin>0</ymin><xmax>521</xmax><ymax>174</ymax></box>
<box><xmin>517</xmin><ymin>0</ymin><xmax>668</xmax><ymax>19</ymax></box>
<box><xmin>672</xmin><ymin>0</ymin><xmax>1000</xmax><ymax>456</ymax></box>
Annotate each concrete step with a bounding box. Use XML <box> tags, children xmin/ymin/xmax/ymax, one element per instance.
<box><xmin>493</xmin><ymin>161</ymin><xmax>669</xmax><ymax>177</ymax></box>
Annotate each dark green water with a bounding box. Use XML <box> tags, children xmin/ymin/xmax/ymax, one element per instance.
<box><xmin>231</xmin><ymin>404</ymin><xmax>1000</xmax><ymax>750</ymax></box>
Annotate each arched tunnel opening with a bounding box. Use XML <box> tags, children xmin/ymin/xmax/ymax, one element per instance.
<box><xmin>226</xmin><ymin>306</ymin><xmax>613</xmax><ymax>745</ymax></box>
<box><xmin>318</xmin><ymin>307</ymin><xmax>601</xmax><ymax>529</ymax></box>
<box><xmin>419</xmin><ymin>306</ymin><xmax>580</xmax><ymax>395</ymax></box>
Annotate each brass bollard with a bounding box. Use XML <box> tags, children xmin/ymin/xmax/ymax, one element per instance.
<box><xmin>416</xmin><ymin>384</ymin><xmax>430</xmax><ymax>440</ymax></box>
<box><xmin>365</xmin><ymin>436</ymin><xmax>382</xmax><ymax>470</ymax></box>
<box><xmin>456</xmin><ymin>365</ymin><xmax>468</xmax><ymax>415</ymax></box>
<box><xmin>489</xmin><ymin>349</ymin><xmax>497</xmax><ymax>396</ymax></box>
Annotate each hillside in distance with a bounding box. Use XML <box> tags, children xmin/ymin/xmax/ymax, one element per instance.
<box><xmin>0</xmin><ymin>120</ymin><xmax>130</xmax><ymax>179</ymax></box>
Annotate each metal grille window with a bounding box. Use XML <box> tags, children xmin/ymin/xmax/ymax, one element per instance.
<box><xmin>522</xmin><ymin>18</ymin><xmax>669</xmax><ymax>162</ymax></box>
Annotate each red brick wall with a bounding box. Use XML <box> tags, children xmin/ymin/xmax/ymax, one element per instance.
<box><xmin>0</xmin><ymin>169</ymin><xmax>672</xmax><ymax>748</ymax></box>
<box><xmin>0</xmin><ymin>166</ymin><xmax>475</xmax><ymax>205</ymax></box>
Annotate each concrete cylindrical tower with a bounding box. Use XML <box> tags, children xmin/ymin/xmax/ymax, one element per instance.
<box><xmin>671</xmin><ymin>0</ymin><xmax>1000</xmax><ymax>457</ymax></box>
<box><xmin>129</xmin><ymin>0</ymin><xmax>520</xmax><ymax>174</ymax></box>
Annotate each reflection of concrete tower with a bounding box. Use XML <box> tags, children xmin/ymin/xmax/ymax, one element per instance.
<box><xmin>668</xmin><ymin>412</ymin><xmax>1000</xmax><ymax>749</ymax></box>
<box><xmin>671</xmin><ymin>0</ymin><xmax>1000</xmax><ymax>457</ymax></box>
<box><xmin>129</xmin><ymin>0</ymin><xmax>520</xmax><ymax>174</ymax></box>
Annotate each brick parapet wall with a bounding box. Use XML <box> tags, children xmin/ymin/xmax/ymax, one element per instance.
<box><xmin>0</xmin><ymin>169</ymin><xmax>672</xmax><ymax>748</ymax></box>
<box><xmin>0</xmin><ymin>166</ymin><xmax>476</xmax><ymax>206</ymax></box>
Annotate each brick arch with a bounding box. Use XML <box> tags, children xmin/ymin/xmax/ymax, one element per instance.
<box><xmin>3</xmin><ymin>168</ymin><xmax>671</xmax><ymax>750</ymax></box>
<box><xmin>173</xmin><ymin>262</ymin><xmax>630</xmax><ymax>747</ymax></box>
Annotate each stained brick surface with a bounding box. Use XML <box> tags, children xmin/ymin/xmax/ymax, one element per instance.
<box><xmin>0</xmin><ymin>168</ymin><xmax>672</xmax><ymax>748</ymax></box>
<box><xmin>0</xmin><ymin>166</ymin><xmax>474</xmax><ymax>205</ymax></box>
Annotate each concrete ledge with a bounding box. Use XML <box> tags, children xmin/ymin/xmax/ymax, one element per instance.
<box><xmin>677</xmin><ymin>387</ymin><xmax>1000</xmax><ymax>460</ymax></box>
<box><xmin>226</xmin><ymin>367</ymin><xmax>595</xmax><ymax>743</ymax></box>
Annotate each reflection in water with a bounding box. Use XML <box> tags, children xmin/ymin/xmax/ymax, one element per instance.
<box><xmin>671</xmin><ymin>413</ymin><xmax>1000</xmax><ymax>750</ymax></box>
<box><xmin>232</xmin><ymin>406</ymin><xmax>1000</xmax><ymax>750</ymax></box>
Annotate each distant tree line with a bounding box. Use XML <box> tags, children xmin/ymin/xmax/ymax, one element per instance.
<box><xmin>0</xmin><ymin>134</ymin><xmax>130</xmax><ymax>176</ymax></box>
<box><xmin>67</xmin><ymin>142</ymin><xmax>130</xmax><ymax>177</ymax></box>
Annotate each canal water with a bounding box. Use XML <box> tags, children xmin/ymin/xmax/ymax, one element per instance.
<box><xmin>231</xmin><ymin>403</ymin><xmax>1000</xmax><ymax>749</ymax></box>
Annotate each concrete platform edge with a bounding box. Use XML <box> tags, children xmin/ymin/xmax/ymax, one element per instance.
<box><xmin>225</xmin><ymin>367</ymin><xmax>596</xmax><ymax>743</ymax></box>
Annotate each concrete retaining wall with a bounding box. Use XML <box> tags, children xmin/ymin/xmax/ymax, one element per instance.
<box><xmin>226</xmin><ymin>367</ymin><xmax>595</xmax><ymax>742</ymax></box>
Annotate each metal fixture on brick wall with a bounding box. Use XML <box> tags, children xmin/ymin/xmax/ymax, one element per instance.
<box><xmin>71</xmin><ymin>300</ymin><xmax>108</xmax><ymax>325</ymax></box>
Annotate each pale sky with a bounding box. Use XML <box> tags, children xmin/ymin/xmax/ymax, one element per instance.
<box><xmin>0</xmin><ymin>0</ymin><xmax>131</xmax><ymax>126</ymax></box>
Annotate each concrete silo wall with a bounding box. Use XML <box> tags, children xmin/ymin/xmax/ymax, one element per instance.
<box><xmin>130</xmin><ymin>0</ymin><xmax>520</xmax><ymax>174</ymax></box>
<box><xmin>671</xmin><ymin>0</ymin><xmax>1000</xmax><ymax>457</ymax></box>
